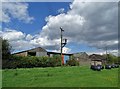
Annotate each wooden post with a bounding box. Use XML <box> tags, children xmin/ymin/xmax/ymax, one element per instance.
<box><xmin>60</xmin><ymin>27</ymin><xmax>63</xmax><ymax>66</ymax></box>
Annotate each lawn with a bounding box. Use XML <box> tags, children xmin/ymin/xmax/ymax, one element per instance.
<box><xmin>2</xmin><ymin>66</ymin><xmax>119</xmax><ymax>87</ymax></box>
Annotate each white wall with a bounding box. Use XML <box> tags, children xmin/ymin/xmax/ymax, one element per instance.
<box><xmin>36</xmin><ymin>52</ymin><xmax>47</xmax><ymax>57</ymax></box>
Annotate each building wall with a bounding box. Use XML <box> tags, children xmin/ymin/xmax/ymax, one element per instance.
<box><xmin>73</xmin><ymin>52</ymin><xmax>90</xmax><ymax>65</ymax></box>
<box><xmin>36</xmin><ymin>52</ymin><xmax>47</xmax><ymax>57</ymax></box>
<box><xmin>15</xmin><ymin>51</ymin><xmax>47</xmax><ymax>57</ymax></box>
<box><xmin>15</xmin><ymin>52</ymin><xmax>28</xmax><ymax>56</ymax></box>
<box><xmin>79</xmin><ymin>61</ymin><xmax>91</xmax><ymax>66</ymax></box>
<box><xmin>91</xmin><ymin>61</ymin><xmax>102</xmax><ymax>66</ymax></box>
<box><xmin>50</xmin><ymin>54</ymin><xmax>53</xmax><ymax>57</ymax></box>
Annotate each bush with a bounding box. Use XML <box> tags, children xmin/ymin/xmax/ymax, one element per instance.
<box><xmin>2</xmin><ymin>55</ymin><xmax>61</xmax><ymax>69</ymax></box>
<box><xmin>107</xmin><ymin>54</ymin><xmax>119</xmax><ymax>64</ymax></box>
<box><xmin>66</xmin><ymin>59</ymin><xmax>79</xmax><ymax>66</ymax></box>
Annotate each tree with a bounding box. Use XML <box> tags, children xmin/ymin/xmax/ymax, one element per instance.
<box><xmin>1</xmin><ymin>38</ymin><xmax>12</xmax><ymax>60</ymax></box>
<box><xmin>107</xmin><ymin>54</ymin><xmax>118</xmax><ymax>64</ymax></box>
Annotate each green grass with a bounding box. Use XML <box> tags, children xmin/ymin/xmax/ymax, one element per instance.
<box><xmin>0</xmin><ymin>70</ymin><xmax>2</xmax><ymax>88</ymax></box>
<box><xmin>2</xmin><ymin>66</ymin><xmax>119</xmax><ymax>87</ymax></box>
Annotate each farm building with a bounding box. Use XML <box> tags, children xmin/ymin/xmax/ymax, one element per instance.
<box><xmin>47</xmin><ymin>52</ymin><xmax>73</xmax><ymax>59</ymax></box>
<box><xmin>89</xmin><ymin>54</ymin><xmax>106</xmax><ymax>65</ymax></box>
<box><xmin>13</xmin><ymin>47</ymin><xmax>73</xmax><ymax>61</ymax></box>
<box><xmin>73</xmin><ymin>52</ymin><xmax>91</xmax><ymax>65</ymax></box>
<box><xmin>13</xmin><ymin>47</ymin><xmax>48</xmax><ymax>57</ymax></box>
<box><xmin>13</xmin><ymin>47</ymin><xmax>106</xmax><ymax>65</ymax></box>
<box><xmin>13</xmin><ymin>47</ymin><xmax>73</xmax><ymax>64</ymax></box>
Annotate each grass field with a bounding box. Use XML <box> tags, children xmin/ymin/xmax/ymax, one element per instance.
<box><xmin>2</xmin><ymin>66</ymin><xmax>119</xmax><ymax>87</ymax></box>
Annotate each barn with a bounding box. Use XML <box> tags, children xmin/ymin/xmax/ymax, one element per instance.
<box><xmin>13</xmin><ymin>47</ymin><xmax>73</xmax><ymax>62</ymax></box>
<box><xmin>13</xmin><ymin>47</ymin><xmax>73</xmax><ymax>65</ymax></box>
<box><xmin>13</xmin><ymin>47</ymin><xmax>106</xmax><ymax>65</ymax></box>
<box><xmin>13</xmin><ymin>47</ymin><xmax>48</xmax><ymax>57</ymax></box>
<box><xmin>89</xmin><ymin>54</ymin><xmax>106</xmax><ymax>66</ymax></box>
<box><xmin>73</xmin><ymin>52</ymin><xmax>91</xmax><ymax>65</ymax></box>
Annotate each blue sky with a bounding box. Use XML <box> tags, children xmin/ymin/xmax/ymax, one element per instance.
<box><xmin>2</xmin><ymin>2</ymin><xmax>70</xmax><ymax>34</ymax></box>
<box><xmin>1</xmin><ymin>1</ymin><xmax>118</xmax><ymax>55</ymax></box>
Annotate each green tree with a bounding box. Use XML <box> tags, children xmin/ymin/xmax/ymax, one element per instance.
<box><xmin>107</xmin><ymin>54</ymin><xmax>118</xmax><ymax>64</ymax></box>
<box><xmin>2</xmin><ymin>38</ymin><xmax>12</xmax><ymax>60</ymax></box>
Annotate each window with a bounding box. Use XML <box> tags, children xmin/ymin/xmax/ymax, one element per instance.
<box><xmin>28</xmin><ymin>52</ymin><xmax>36</xmax><ymax>56</ymax></box>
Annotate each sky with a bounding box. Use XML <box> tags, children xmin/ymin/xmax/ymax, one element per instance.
<box><xmin>0</xmin><ymin>0</ymin><xmax>119</xmax><ymax>56</ymax></box>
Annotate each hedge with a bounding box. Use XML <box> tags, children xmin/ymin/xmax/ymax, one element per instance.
<box><xmin>2</xmin><ymin>55</ymin><xmax>61</xmax><ymax>69</ymax></box>
<box><xmin>66</xmin><ymin>59</ymin><xmax>79</xmax><ymax>66</ymax></box>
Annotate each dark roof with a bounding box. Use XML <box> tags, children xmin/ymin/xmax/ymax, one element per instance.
<box><xmin>73</xmin><ymin>52</ymin><xmax>89</xmax><ymax>58</ymax></box>
<box><xmin>91</xmin><ymin>59</ymin><xmax>103</xmax><ymax>61</ymax></box>
<box><xmin>13</xmin><ymin>47</ymin><xmax>47</xmax><ymax>54</ymax></box>
<box><xmin>89</xmin><ymin>54</ymin><xmax>106</xmax><ymax>60</ymax></box>
<box><xmin>13</xmin><ymin>47</ymin><xmax>73</xmax><ymax>56</ymax></box>
<box><xmin>47</xmin><ymin>52</ymin><xmax>73</xmax><ymax>56</ymax></box>
<box><xmin>72</xmin><ymin>52</ymin><xmax>87</xmax><ymax>55</ymax></box>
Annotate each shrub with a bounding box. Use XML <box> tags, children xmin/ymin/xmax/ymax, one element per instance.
<box><xmin>107</xmin><ymin>54</ymin><xmax>119</xmax><ymax>64</ymax></box>
<box><xmin>2</xmin><ymin>55</ymin><xmax>61</xmax><ymax>69</ymax></box>
<box><xmin>66</xmin><ymin>59</ymin><xmax>79</xmax><ymax>66</ymax></box>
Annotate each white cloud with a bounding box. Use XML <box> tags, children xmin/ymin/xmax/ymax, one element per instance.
<box><xmin>40</xmin><ymin>1</ymin><xmax>118</xmax><ymax>51</ymax></box>
<box><xmin>41</xmin><ymin>13</ymin><xmax>85</xmax><ymax>40</ymax></box>
<box><xmin>109</xmin><ymin>50</ymin><xmax>118</xmax><ymax>56</ymax></box>
<box><xmin>1</xmin><ymin>0</ymin><xmax>119</xmax><ymax>2</ymax></box>
<box><xmin>86</xmin><ymin>49</ymin><xmax>118</xmax><ymax>56</ymax></box>
<box><xmin>1</xmin><ymin>1</ymin><xmax>118</xmax><ymax>54</ymax></box>
<box><xmin>2</xmin><ymin>28</ymin><xmax>25</xmax><ymax>41</ymax></box>
<box><xmin>87</xmin><ymin>51</ymin><xmax>105</xmax><ymax>55</ymax></box>
<box><xmin>26</xmin><ymin>34</ymin><xmax>33</xmax><ymax>40</ymax></box>
<box><xmin>50</xmin><ymin>47</ymin><xmax>71</xmax><ymax>53</ymax></box>
<box><xmin>10</xmin><ymin>40</ymin><xmax>34</xmax><ymax>51</ymax></box>
<box><xmin>0</xmin><ymin>28</ymin><xmax>62</xmax><ymax>52</ymax></box>
<box><xmin>1</xmin><ymin>11</ymin><xmax>10</xmax><ymax>23</ymax></box>
<box><xmin>1</xmin><ymin>2</ymin><xmax>34</xmax><ymax>23</ymax></box>
<box><xmin>58</xmin><ymin>8</ymin><xmax>65</xmax><ymax>13</ymax></box>
<box><xmin>0</xmin><ymin>28</ymin><xmax>33</xmax><ymax>51</ymax></box>
<box><xmin>63</xmin><ymin>47</ymin><xmax>71</xmax><ymax>53</ymax></box>
<box><xmin>30</xmin><ymin>36</ymin><xmax>60</xmax><ymax>48</ymax></box>
<box><xmin>1</xmin><ymin>27</ymin><xmax>71</xmax><ymax>53</ymax></box>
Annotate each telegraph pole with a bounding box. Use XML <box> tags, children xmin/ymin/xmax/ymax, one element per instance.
<box><xmin>60</xmin><ymin>27</ymin><xmax>67</xmax><ymax>66</ymax></box>
<box><xmin>60</xmin><ymin>27</ymin><xmax>63</xmax><ymax>66</ymax></box>
<box><xmin>105</xmin><ymin>46</ymin><xmax>108</xmax><ymax>64</ymax></box>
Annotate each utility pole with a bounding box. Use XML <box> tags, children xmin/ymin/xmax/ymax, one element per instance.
<box><xmin>60</xmin><ymin>27</ymin><xmax>67</xmax><ymax>66</ymax></box>
<box><xmin>105</xmin><ymin>46</ymin><xmax>108</xmax><ymax>64</ymax></box>
<box><xmin>60</xmin><ymin>27</ymin><xmax>63</xmax><ymax>66</ymax></box>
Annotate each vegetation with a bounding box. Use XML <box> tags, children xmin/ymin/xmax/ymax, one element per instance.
<box><xmin>1</xmin><ymin>38</ymin><xmax>119</xmax><ymax>87</ymax></box>
<box><xmin>66</xmin><ymin>59</ymin><xmax>79</xmax><ymax>66</ymax></box>
<box><xmin>107</xmin><ymin>54</ymin><xmax>119</xmax><ymax>64</ymax></box>
<box><xmin>2</xmin><ymin>66</ymin><xmax>119</xmax><ymax>87</ymax></box>
<box><xmin>2</xmin><ymin>55</ymin><xmax>61</xmax><ymax>69</ymax></box>
<box><xmin>1</xmin><ymin>38</ymin><xmax>62</xmax><ymax>69</ymax></box>
<box><xmin>2</xmin><ymin>38</ymin><xmax>12</xmax><ymax>60</ymax></box>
